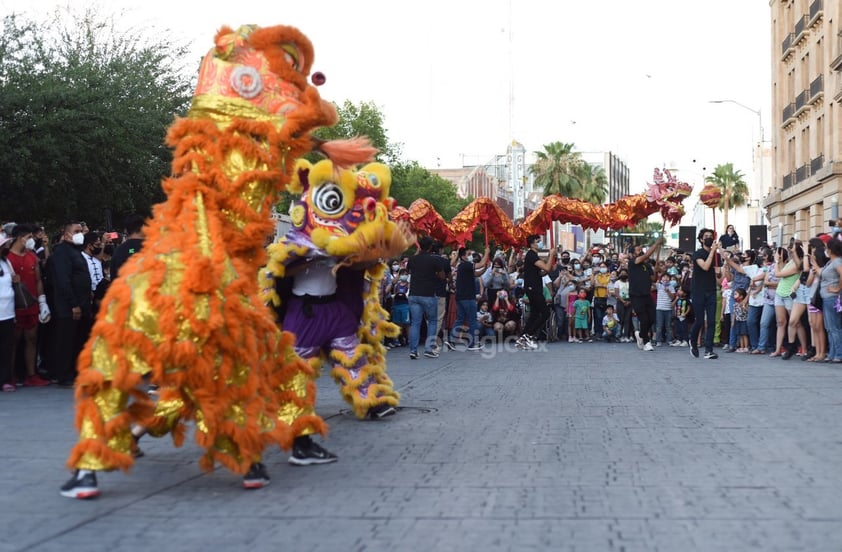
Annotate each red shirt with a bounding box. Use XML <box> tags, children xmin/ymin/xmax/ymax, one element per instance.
<box><xmin>8</xmin><ymin>249</ymin><xmax>39</xmax><ymax>314</ymax></box>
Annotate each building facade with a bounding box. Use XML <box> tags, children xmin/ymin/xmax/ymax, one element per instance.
<box><xmin>765</xmin><ymin>0</ymin><xmax>842</xmax><ymax>239</ymax></box>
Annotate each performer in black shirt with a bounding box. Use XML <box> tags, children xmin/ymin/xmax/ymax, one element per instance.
<box><xmin>628</xmin><ymin>237</ymin><xmax>664</xmax><ymax>351</ymax></box>
<box><xmin>517</xmin><ymin>235</ymin><xmax>554</xmax><ymax>350</ymax></box>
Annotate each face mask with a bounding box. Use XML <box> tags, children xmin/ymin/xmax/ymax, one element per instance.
<box><xmin>535</xmin><ymin>242</ymin><xmax>543</xmax><ymax>249</ymax></box>
<box><xmin>593</xmin><ymin>257</ymin><xmax>602</xmax><ymax>264</ymax></box>
<box><xmin>391</xmin><ymin>264</ymin><xmax>399</xmax><ymax>271</ymax></box>
<box><xmin>703</xmin><ymin>237</ymin><xmax>714</xmax><ymax>247</ymax></box>
<box><xmin>832</xmin><ymin>227</ymin><xmax>841</xmax><ymax>236</ymax></box>
<box><xmin>561</xmin><ymin>258</ymin><xmax>570</xmax><ymax>264</ymax></box>
<box><xmin>91</xmin><ymin>246</ymin><xmax>103</xmax><ymax>256</ymax></box>
<box><xmin>24</xmin><ymin>238</ymin><xmax>35</xmax><ymax>250</ymax></box>
<box><xmin>573</xmin><ymin>263</ymin><xmax>581</xmax><ymax>270</ymax></box>
<box><xmin>399</xmin><ymin>275</ymin><xmax>408</xmax><ymax>281</ymax></box>
<box><xmin>71</xmin><ymin>233</ymin><xmax>85</xmax><ymax>246</ymax></box>
<box><xmin>34</xmin><ymin>238</ymin><xmax>43</xmax><ymax>249</ymax></box>
<box><xmin>619</xmin><ymin>275</ymin><xmax>628</xmax><ymax>281</ymax></box>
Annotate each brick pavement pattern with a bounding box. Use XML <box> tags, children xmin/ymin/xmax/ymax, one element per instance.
<box><xmin>1</xmin><ymin>340</ymin><xmax>841</xmax><ymax>551</ymax></box>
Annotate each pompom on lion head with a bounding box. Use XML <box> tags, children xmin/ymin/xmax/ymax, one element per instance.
<box><xmin>288</xmin><ymin>159</ymin><xmax>413</xmax><ymax>263</ymax></box>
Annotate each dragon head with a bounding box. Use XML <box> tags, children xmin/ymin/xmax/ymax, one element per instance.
<box><xmin>288</xmin><ymin>159</ymin><xmax>412</xmax><ymax>263</ymax></box>
<box><xmin>646</xmin><ymin>168</ymin><xmax>693</xmax><ymax>226</ymax></box>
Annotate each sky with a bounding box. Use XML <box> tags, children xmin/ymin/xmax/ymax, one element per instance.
<box><xmin>7</xmin><ymin>0</ymin><xmax>772</xmax><ymax>196</ymax></box>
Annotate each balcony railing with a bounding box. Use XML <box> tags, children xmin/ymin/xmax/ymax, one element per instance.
<box><xmin>795</xmin><ymin>90</ymin><xmax>808</xmax><ymax>114</ymax></box>
<box><xmin>782</xmin><ymin>102</ymin><xmax>795</xmax><ymax>124</ymax></box>
<box><xmin>782</xmin><ymin>33</ymin><xmax>794</xmax><ymax>57</ymax></box>
<box><xmin>832</xmin><ymin>52</ymin><xmax>842</xmax><ymax>71</ymax></box>
<box><xmin>794</xmin><ymin>15</ymin><xmax>808</xmax><ymax>42</ymax></box>
<box><xmin>795</xmin><ymin>164</ymin><xmax>809</xmax><ymax>183</ymax></box>
<box><xmin>782</xmin><ymin>172</ymin><xmax>793</xmax><ymax>190</ymax></box>
<box><xmin>809</xmin><ymin>75</ymin><xmax>823</xmax><ymax>102</ymax></box>
<box><xmin>809</xmin><ymin>0</ymin><xmax>823</xmax><ymax>25</ymax></box>
<box><xmin>811</xmin><ymin>154</ymin><xmax>824</xmax><ymax>175</ymax></box>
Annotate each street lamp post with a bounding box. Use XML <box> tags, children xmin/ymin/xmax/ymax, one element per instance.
<box><xmin>709</xmin><ymin>99</ymin><xmax>765</xmax><ymax>225</ymax></box>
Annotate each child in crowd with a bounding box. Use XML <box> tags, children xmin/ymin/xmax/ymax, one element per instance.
<box><xmin>492</xmin><ymin>290</ymin><xmax>519</xmax><ymax>339</ymax></box>
<box><xmin>732</xmin><ymin>287</ymin><xmax>750</xmax><ymax>352</ymax></box>
<box><xmin>566</xmin><ymin>283</ymin><xmax>579</xmax><ymax>342</ymax></box>
<box><xmin>671</xmin><ymin>287</ymin><xmax>690</xmax><ymax>347</ymax></box>
<box><xmin>654</xmin><ymin>273</ymin><xmax>675</xmax><ymax>346</ymax></box>
<box><xmin>477</xmin><ymin>300</ymin><xmax>495</xmax><ymax>338</ymax></box>
<box><xmin>602</xmin><ymin>304</ymin><xmax>621</xmax><ymax>342</ymax></box>
<box><xmin>387</xmin><ymin>268</ymin><xmax>410</xmax><ymax>348</ymax></box>
<box><xmin>720</xmin><ymin>279</ymin><xmax>732</xmax><ymax>348</ymax></box>
<box><xmin>572</xmin><ymin>289</ymin><xmax>592</xmax><ymax>343</ymax></box>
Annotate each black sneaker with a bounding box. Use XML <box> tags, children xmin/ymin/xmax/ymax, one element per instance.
<box><xmin>409</xmin><ymin>351</ymin><xmax>418</xmax><ymax>359</ymax></box>
<box><xmin>704</xmin><ymin>351</ymin><xmax>719</xmax><ymax>360</ymax></box>
<box><xmin>423</xmin><ymin>350</ymin><xmax>439</xmax><ymax>358</ymax></box>
<box><xmin>443</xmin><ymin>341</ymin><xmax>457</xmax><ymax>351</ymax></box>
<box><xmin>690</xmin><ymin>342</ymin><xmax>699</xmax><ymax>358</ymax></box>
<box><xmin>60</xmin><ymin>470</ymin><xmax>99</xmax><ymax>499</ymax></box>
<box><xmin>368</xmin><ymin>403</ymin><xmax>397</xmax><ymax>419</ymax></box>
<box><xmin>288</xmin><ymin>435</ymin><xmax>338</xmax><ymax>466</ymax></box>
<box><xmin>131</xmin><ymin>434</ymin><xmax>145</xmax><ymax>459</ymax></box>
<box><xmin>242</xmin><ymin>462</ymin><xmax>270</xmax><ymax>489</ymax></box>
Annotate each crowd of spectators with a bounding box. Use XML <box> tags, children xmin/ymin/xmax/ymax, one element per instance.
<box><xmin>3</xmin><ymin>215</ymin><xmax>841</xmax><ymax>390</ymax></box>
<box><xmin>0</xmin><ymin>216</ymin><xmax>145</xmax><ymax>391</ymax></box>
<box><xmin>380</xmin><ymin>219</ymin><xmax>842</xmax><ymax>363</ymax></box>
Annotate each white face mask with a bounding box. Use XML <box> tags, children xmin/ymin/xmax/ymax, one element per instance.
<box><xmin>599</xmin><ymin>267</ymin><xmax>607</xmax><ymax>274</ymax></box>
<box><xmin>24</xmin><ymin>238</ymin><xmax>35</xmax><ymax>250</ymax></box>
<box><xmin>71</xmin><ymin>232</ymin><xmax>85</xmax><ymax>246</ymax></box>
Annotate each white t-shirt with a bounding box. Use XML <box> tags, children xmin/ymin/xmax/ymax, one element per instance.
<box><xmin>292</xmin><ymin>259</ymin><xmax>338</xmax><ymax>296</ymax></box>
<box><xmin>743</xmin><ymin>265</ymin><xmax>764</xmax><ymax>308</ymax></box>
<box><xmin>0</xmin><ymin>259</ymin><xmax>15</xmax><ymax>321</ymax></box>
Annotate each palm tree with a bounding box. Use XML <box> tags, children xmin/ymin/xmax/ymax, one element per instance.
<box><xmin>705</xmin><ymin>163</ymin><xmax>748</xmax><ymax>230</ymax></box>
<box><xmin>531</xmin><ymin>142</ymin><xmax>583</xmax><ymax>197</ymax></box>
<box><xmin>576</xmin><ymin>163</ymin><xmax>608</xmax><ymax>204</ymax></box>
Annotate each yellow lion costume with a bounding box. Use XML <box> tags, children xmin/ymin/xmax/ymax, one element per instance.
<box><xmin>62</xmin><ymin>24</ymin><xmax>374</xmax><ymax>499</ymax></box>
<box><xmin>262</xmin><ymin>158</ymin><xmax>412</xmax><ymax>463</ymax></box>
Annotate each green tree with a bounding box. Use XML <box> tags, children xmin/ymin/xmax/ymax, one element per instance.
<box><xmin>531</xmin><ymin>141</ymin><xmax>583</xmax><ymax>197</ymax></box>
<box><xmin>576</xmin><ymin>163</ymin><xmax>608</xmax><ymax>204</ymax></box>
<box><xmin>705</xmin><ymin>163</ymin><xmax>748</xmax><ymax>231</ymax></box>
<box><xmin>312</xmin><ymin>100</ymin><xmax>402</xmax><ymax>165</ymax></box>
<box><xmin>0</xmin><ymin>9</ymin><xmax>193</xmax><ymax>230</ymax></box>
<box><xmin>390</xmin><ymin>161</ymin><xmax>468</xmax><ymax>221</ymax></box>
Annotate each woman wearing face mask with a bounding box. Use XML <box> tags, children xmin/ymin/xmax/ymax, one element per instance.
<box><xmin>7</xmin><ymin>224</ymin><xmax>51</xmax><ymax>387</ymax></box>
<box><xmin>386</xmin><ymin>269</ymin><xmax>410</xmax><ymax>348</ymax></box>
<box><xmin>483</xmin><ymin>257</ymin><xmax>512</xmax><ymax>306</ymax></box>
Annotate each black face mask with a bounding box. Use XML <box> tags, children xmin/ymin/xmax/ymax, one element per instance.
<box><xmin>703</xmin><ymin>238</ymin><xmax>714</xmax><ymax>247</ymax></box>
<box><xmin>561</xmin><ymin>258</ymin><xmax>570</xmax><ymax>264</ymax></box>
<box><xmin>619</xmin><ymin>275</ymin><xmax>628</xmax><ymax>281</ymax></box>
<box><xmin>34</xmin><ymin>238</ymin><xmax>43</xmax><ymax>249</ymax></box>
<box><xmin>91</xmin><ymin>246</ymin><xmax>103</xmax><ymax>256</ymax></box>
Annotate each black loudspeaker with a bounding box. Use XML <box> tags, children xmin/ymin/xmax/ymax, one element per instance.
<box><xmin>678</xmin><ymin>226</ymin><xmax>696</xmax><ymax>253</ymax></box>
<box><xmin>748</xmin><ymin>225</ymin><xmax>768</xmax><ymax>250</ymax></box>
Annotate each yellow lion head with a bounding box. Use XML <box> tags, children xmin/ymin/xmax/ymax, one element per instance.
<box><xmin>288</xmin><ymin>159</ymin><xmax>412</xmax><ymax>262</ymax></box>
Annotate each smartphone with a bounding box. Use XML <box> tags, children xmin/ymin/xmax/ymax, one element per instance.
<box><xmin>585</xmin><ymin>268</ymin><xmax>593</xmax><ymax>276</ymax></box>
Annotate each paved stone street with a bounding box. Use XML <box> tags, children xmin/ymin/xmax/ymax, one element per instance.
<box><xmin>1</xmin><ymin>340</ymin><xmax>841</xmax><ymax>552</ymax></box>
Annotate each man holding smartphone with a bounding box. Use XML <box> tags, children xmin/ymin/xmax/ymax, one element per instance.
<box><xmin>689</xmin><ymin>228</ymin><xmax>722</xmax><ymax>360</ymax></box>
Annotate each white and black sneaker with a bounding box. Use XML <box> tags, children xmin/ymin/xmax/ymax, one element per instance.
<box><xmin>60</xmin><ymin>470</ymin><xmax>99</xmax><ymax>499</ymax></box>
<box><xmin>525</xmin><ymin>335</ymin><xmax>539</xmax><ymax>350</ymax></box>
<box><xmin>368</xmin><ymin>403</ymin><xmax>397</xmax><ymax>419</ymax></box>
<box><xmin>634</xmin><ymin>330</ymin><xmax>644</xmax><ymax>350</ymax></box>
<box><xmin>704</xmin><ymin>351</ymin><xmax>719</xmax><ymax>360</ymax></box>
<box><xmin>288</xmin><ymin>435</ymin><xmax>338</xmax><ymax>466</ymax></box>
<box><xmin>423</xmin><ymin>350</ymin><xmax>439</xmax><ymax>358</ymax></box>
<box><xmin>466</xmin><ymin>342</ymin><xmax>484</xmax><ymax>351</ymax></box>
<box><xmin>242</xmin><ymin>462</ymin><xmax>270</xmax><ymax>489</ymax></box>
<box><xmin>690</xmin><ymin>342</ymin><xmax>699</xmax><ymax>358</ymax></box>
<box><xmin>443</xmin><ymin>341</ymin><xmax>457</xmax><ymax>351</ymax></box>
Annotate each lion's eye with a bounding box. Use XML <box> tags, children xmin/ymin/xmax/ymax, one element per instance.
<box><xmin>313</xmin><ymin>183</ymin><xmax>344</xmax><ymax>215</ymax></box>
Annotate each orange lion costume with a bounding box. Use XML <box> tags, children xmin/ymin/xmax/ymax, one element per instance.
<box><xmin>62</xmin><ymin>24</ymin><xmax>373</xmax><ymax>499</ymax></box>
